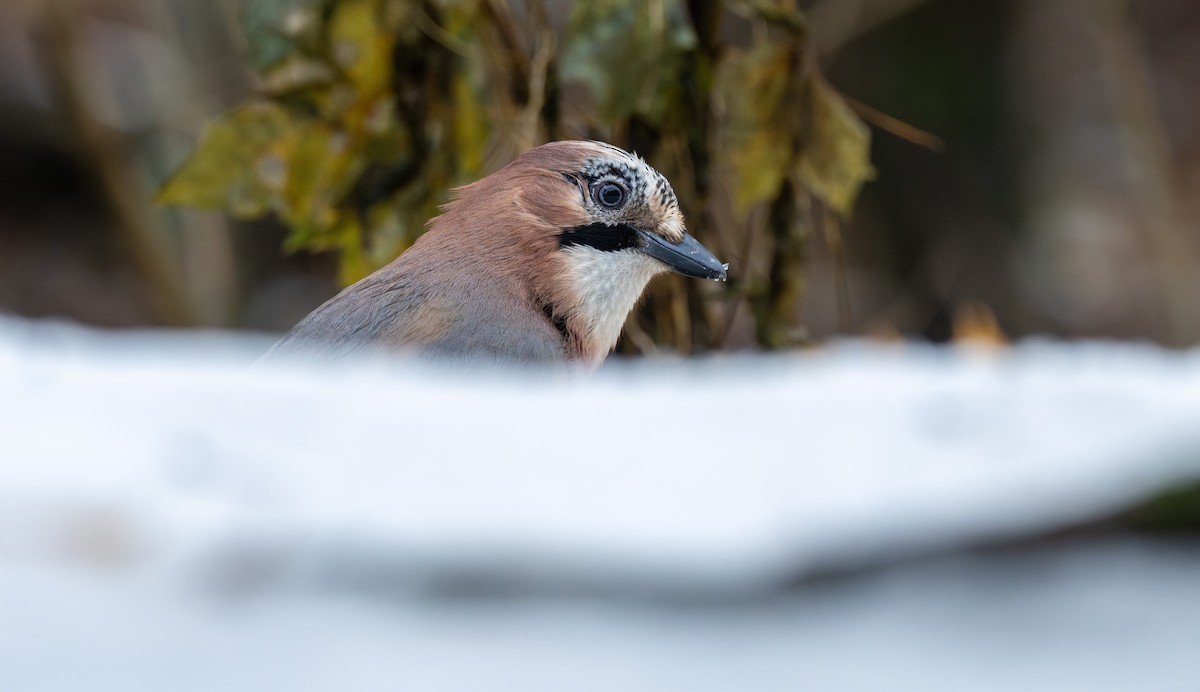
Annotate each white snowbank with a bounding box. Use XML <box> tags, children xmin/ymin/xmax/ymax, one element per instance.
<box><xmin>1</xmin><ymin>316</ymin><xmax>1198</xmax><ymax>691</ymax></box>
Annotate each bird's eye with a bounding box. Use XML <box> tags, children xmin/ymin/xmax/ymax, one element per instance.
<box><xmin>595</xmin><ymin>182</ymin><xmax>626</xmax><ymax>209</ymax></box>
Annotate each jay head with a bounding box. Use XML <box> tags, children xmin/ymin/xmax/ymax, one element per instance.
<box><xmin>270</xmin><ymin>140</ymin><xmax>728</xmax><ymax>369</ymax></box>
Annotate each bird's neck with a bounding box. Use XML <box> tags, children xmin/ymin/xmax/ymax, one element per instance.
<box><xmin>554</xmin><ymin>246</ymin><xmax>665</xmax><ymax>367</ymax></box>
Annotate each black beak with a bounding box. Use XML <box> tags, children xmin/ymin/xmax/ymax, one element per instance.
<box><xmin>636</xmin><ymin>230</ymin><xmax>728</xmax><ymax>281</ymax></box>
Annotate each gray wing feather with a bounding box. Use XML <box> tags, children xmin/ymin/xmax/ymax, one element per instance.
<box><xmin>265</xmin><ymin>271</ymin><xmax>564</xmax><ymax>366</ymax></box>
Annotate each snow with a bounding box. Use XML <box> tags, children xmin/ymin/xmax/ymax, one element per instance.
<box><xmin>1</xmin><ymin>316</ymin><xmax>1199</xmax><ymax>691</ymax></box>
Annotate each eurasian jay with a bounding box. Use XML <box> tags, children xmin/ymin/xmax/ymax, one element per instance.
<box><xmin>268</xmin><ymin>140</ymin><xmax>727</xmax><ymax>368</ymax></box>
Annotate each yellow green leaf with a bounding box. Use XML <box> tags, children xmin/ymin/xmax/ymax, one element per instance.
<box><xmin>716</xmin><ymin>41</ymin><xmax>874</xmax><ymax>217</ymax></box>
<box><xmin>797</xmin><ymin>78</ymin><xmax>875</xmax><ymax>217</ymax></box>
<box><xmin>275</xmin><ymin>122</ymin><xmax>362</xmax><ymax>226</ymax></box>
<box><xmin>329</xmin><ymin>0</ymin><xmax>394</xmax><ymax>99</ymax></box>
<box><xmin>157</xmin><ymin>103</ymin><xmax>293</xmax><ymax>217</ymax></box>
<box><xmin>333</xmin><ymin>213</ymin><xmax>369</xmax><ymax>284</ymax></box>
<box><xmin>451</xmin><ymin>71</ymin><xmax>486</xmax><ymax>179</ymax></box>
<box><xmin>561</xmin><ymin>0</ymin><xmax>696</xmax><ymax>122</ymax></box>
<box><xmin>716</xmin><ymin>42</ymin><xmax>797</xmax><ymax>213</ymax></box>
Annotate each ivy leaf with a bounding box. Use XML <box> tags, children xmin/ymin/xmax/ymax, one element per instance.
<box><xmin>798</xmin><ymin>78</ymin><xmax>874</xmax><ymax>217</ymax></box>
<box><xmin>157</xmin><ymin>103</ymin><xmax>293</xmax><ymax>217</ymax></box>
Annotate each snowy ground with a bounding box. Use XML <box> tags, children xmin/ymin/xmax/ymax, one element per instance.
<box><xmin>2</xmin><ymin>316</ymin><xmax>1199</xmax><ymax>691</ymax></box>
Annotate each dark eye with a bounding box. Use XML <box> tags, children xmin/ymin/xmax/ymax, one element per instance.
<box><xmin>595</xmin><ymin>182</ymin><xmax>626</xmax><ymax>208</ymax></box>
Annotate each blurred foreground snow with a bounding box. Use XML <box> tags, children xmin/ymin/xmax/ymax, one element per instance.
<box><xmin>2</xmin><ymin>316</ymin><xmax>1199</xmax><ymax>691</ymax></box>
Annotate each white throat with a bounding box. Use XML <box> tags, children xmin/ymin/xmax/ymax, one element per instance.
<box><xmin>559</xmin><ymin>246</ymin><xmax>665</xmax><ymax>363</ymax></box>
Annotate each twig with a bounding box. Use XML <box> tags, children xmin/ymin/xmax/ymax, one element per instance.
<box><xmin>843</xmin><ymin>94</ymin><xmax>943</xmax><ymax>151</ymax></box>
<box><xmin>414</xmin><ymin>8</ymin><xmax>471</xmax><ymax>57</ymax></box>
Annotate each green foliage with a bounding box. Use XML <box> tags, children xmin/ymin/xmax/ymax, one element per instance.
<box><xmin>158</xmin><ymin>103</ymin><xmax>292</xmax><ymax>216</ymax></box>
<box><xmin>716</xmin><ymin>40</ymin><xmax>873</xmax><ymax>216</ymax></box>
<box><xmin>717</xmin><ymin>41</ymin><xmax>798</xmax><ymax>213</ymax></box>
<box><xmin>561</xmin><ymin>0</ymin><xmax>697</xmax><ymax>124</ymax></box>
<box><xmin>798</xmin><ymin>76</ymin><xmax>874</xmax><ymax>216</ymax></box>
<box><xmin>161</xmin><ymin>0</ymin><xmax>447</xmax><ymax>284</ymax></box>
<box><xmin>160</xmin><ymin>0</ymin><xmax>877</xmax><ymax>349</ymax></box>
<box><xmin>239</xmin><ymin>0</ymin><xmax>333</xmax><ymax>70</ymax></box>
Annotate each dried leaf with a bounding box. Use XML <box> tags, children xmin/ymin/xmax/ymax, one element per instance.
<box><xmin>717</xmin><ymin>42</ymin><xmax>874</xmax><ymax>217</ymax></box>
<box><xmin>797</xmin><ymin>78</ymin><xmax>875</xmax><ymax>217</ymax></box>
<box><xmin>952</xmin><ymin>302</ymin><xmax>1008</xmax><ymax>347</ymax></box>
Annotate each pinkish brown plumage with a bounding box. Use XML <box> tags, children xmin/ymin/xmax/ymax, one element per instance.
<box><xmin>267</xmin><ymin>141</ymin><xmax>727</xmax><ymax>368</ymax></box>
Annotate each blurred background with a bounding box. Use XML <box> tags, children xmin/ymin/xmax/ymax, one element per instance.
<box><xmin>2</xmin><ymin>0</ymin><xmax>1197</xmax><ymax>351</ymax></box>
<box><xmin>4</xmin><ymin>3</ymin><xmax>1200</xmax><ymax>688</ymax></box>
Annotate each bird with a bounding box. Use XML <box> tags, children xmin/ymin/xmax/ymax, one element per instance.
<box><xmin>266</xmin><ymin>140</ymin><xmax>727</xmax><ymax>369</ymax></box>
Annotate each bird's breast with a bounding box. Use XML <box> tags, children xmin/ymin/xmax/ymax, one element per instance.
<box><xmin>557</xmin><ymin>245</ymin><xmax>665</xmax><ymax>364</ymax></box>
